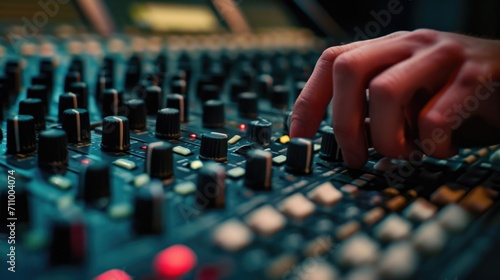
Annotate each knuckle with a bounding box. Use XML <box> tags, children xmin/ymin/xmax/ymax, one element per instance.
<box><xmin>458</xmin><ymin>63</ymin><xmax>483</xmax><ymax>88</ymax></box>
<box><xmin>407</xmin><ymin>29</ymin><xmax>439</xmax><ymax>44</ymax></box>
<box><xmin>369</xmin><ymin>75</ymin><xmax>399</xmax><ymax>102</ymax></box>
<box><xmin>333</xmin><ymin>52</ymin><xmax>359</xmax><ymax>76</ymax></box>
<box><xmin>419</xmin><ymin>110</ymin><xmax>445</xmax><ymax>130</ymax></box>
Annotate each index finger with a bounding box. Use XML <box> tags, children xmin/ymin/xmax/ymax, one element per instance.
<box><xmin>290</xmin><ymin>31</ymin><xmax>409</xmax><ymax>138</ymax></box>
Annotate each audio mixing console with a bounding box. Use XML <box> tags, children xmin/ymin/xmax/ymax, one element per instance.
<box><xmin>0</xmin><ymin>31</ymin><xmax>499</xmax><ymax>280</ymax></box>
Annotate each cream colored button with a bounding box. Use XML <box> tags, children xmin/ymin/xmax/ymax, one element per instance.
<box><xmin>336</xmin><ymin>234</ymin><xmax>379</xmax><ymax>267</ymax></box>
<box><xmin>113</xmin><ymin>159</ymin><xmax>136</xmax><ymax>170</ymax></box>
<box><xmin>412</xmin><ymin>221</ymin><xmax>447</xmax><ymax>255</ymax></box>
<box><xmin>404</xmin><ymin>198</ymin><xmax>438</xmax><ymax>222</ymax></box>
<box><xmin>378</xmin><ymin>242</ymin><xmax>419</xmax><ymax>279</ymax></box>
<box><xmin>227</xmin><ymin>167</ymin><xmax>245</xmax><ymax>179</ymax></box>
<box><xmin>174</xmin><ymin>182</ymin><xmax>196</xmax><ymax>195</ymax></box>
<box><xmin>272</xmin><ymin>155</ymin><xmax>287</xmax><ymax>165</ymax></box>
<box><xmin>247</xmin><ymin>206</ymin><xmax>286</xmax><ymax>236</ymax></box>
<box><xmin>213</xmin><ymin>220</ymin><xmax>253</xmax><ymax>252</ymax></box>
<box><xmin>309</xmin><ymin>182</ymin><xmax>343</xmax><ymax>207</ymax></box>
<box><xmin>375</xmin><ymin>214</ymin><xmax>411</xmax><ymax>242</ymax></box>
<box><xmin>436</xmin><ymin>204</ymin><xmax>471</xmax><ymax>233</ymax></box>
<box><xmin>48</xmin><ymin>175</ymin><xmax>72</xmax><ymax>190</ymax></box>
<box><xmin>173</xmin><ymin>146</ymin><xmax>192</xmax><ymax>156</ymax></box>
<box><xmin>228</xmin><ymin>135</ymin><xmax>242</xmax><ymax>145</ymax></box>
<box><xmin>280</xmin><ymin>193</ymin><xmax>315</xmax><ymax>220</ymax></box>
<box><xmin>296</xmin><ymin>262</ymin><xmax>338</xmax><ymax>280</ymax></box>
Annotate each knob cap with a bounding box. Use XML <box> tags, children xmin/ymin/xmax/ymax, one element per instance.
<box><xmin>49</xmin><ymin>216</ymin><xmax>86</xmax><ymax>265</ymax></box>
<box><xmin>166</xmin><ymin>94</ymin><xmax>187</xmax><ymax>123</ymax></box>
<box><xmin>58</xmin><ymin>92</ymin><xmax>79</xmax><ymax>121</ymax></box>
<box><xmin>245</xmin><ymin>149</ymin><xmax>273</xmax><ymax>190</ymax></box>
<box><xmin>229</xmin><ymin>78</ymin><xmax>250</xmax><ymax>102</ymax></box>
<box><xmin>102</xmin><ymin>89</ymin><xmax>124</xmax><ymax>117</ymax></box>
<box><xmin>62</xmin><ymin>109</ymin><xmax>91</xmax><ymax>143</ymax></box>
<box><xmin>145</xmin><ymin>142</ymin><xmax>174</xmax><ymax>179</ymax></box>
<box><xmin>170</xmin><ymin>79</ymin><xmax>187</xmax><ymax>95</ymax></box>
<box><xmin>247</xmin><ymin>119</ymin><xmax>272</xmax><ymax>146</ymax></box>
<box><xmin>196</xmin><ymin>162</ymin><xmax>226</xmax><ymax>209</ymax></box>
<box><xmin>95</xmin><ymin>74</ymin><xmax>113</xmax><ymax>101</ymax></box>
<box><xmin>7</xmin><ymin>115</ymin><xmax>36</xmax><ymax>154</ymax></box>
<box><xmin>199</xmin><ymin>84</ymin><xmax>220</xmax><ymax>102</ymax></box>
<box><xmin>38</xmin><ymin>129</ymin><xmax>68</xmax><ymax>168</ymax></box>
<box><xmin>256</xmin><ymin>74</ymin><xmax>273</xmax><ymax>99</ymax></box>
<box><xmin>155</xmin><ymin>108</ymin><xmax>180</xmax><ymax>139</ymax></box>
<box><xmin>202</xmin><ymin>100</ymin><xmax>225</xmax><ymax>128</ymax></box>
<box><xmin>199</xmin><ymin>132</ymin><xmax>228</xmax><ymax>162</ymax></box>
<box><xmin>64</xmin><ymin>71</ymin><xmax>81</xmax><ymax>92</ymax></box>
<box><xmin>68</xmin><ymin>82</ymin><xmax>88</xmax><ymax>109</ymax></box>
<box><xmin>238</xmin><ymin>92</ymin><xmax>258</xmax><ymax>119</ymax></box>
<box><xmin>144</xmin><ymin>86</ymin><xmax>162</xmax><ymax>115</ymax></box>
<box><xmin>101</xmin><ymin>116</ymin><xmax>130</xmax><ymax>152</ymax></box>
<box><xmin>19</xmin><ymin>98</ymin><xmax>45</xmax><ymax>130</ymax></box>
<box><xmin>27</xmin><ymin>85</ymin><xmax>49</xmax><ymax>113</ymax></box>
<box><xmin>125</xmin><ymin>99</ymin><xmax>147</xmax><ymax>131</ymax></box>
<box><xmin>285</xmin><ymin>138</ymin><xmax>314</xmax><ymax>175</ymax></box>
<box><xmin>319</xmin><ymin>127</ymin><xmax>343</xmax><ymax>162</ymax></box>
<box><xmin>133</xmin><ymin>181</ymin><xmax>164</xmax><ymax>234</ymax></box>
<box><xmin>80</xmin><ymin>160</ymin><xmax>111</xmax><ymax>208</ymax></box>
<box><xmin>283</xmin><ymin>111</ymin><xmax>293</xmax><ymax>134</ymax></box>
<box><xmin>270</xmin><ymin>85</ymin><xmax>289</xmax><ymax>110</ymax></box>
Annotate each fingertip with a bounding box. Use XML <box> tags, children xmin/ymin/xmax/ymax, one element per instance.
<box><xmin>342</xmin><ymin>149</ymin><xmax>368</xmax><ymax>169</ymax></box>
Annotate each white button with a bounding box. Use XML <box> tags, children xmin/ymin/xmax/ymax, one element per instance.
<box><xmin>375</xmin><ymin>214</ymin><xmax>411</xmax><ymax>242</ymax></box>
<box><xmin>173</xmin><ymin>146</ymin><xmax>192</xmax><ymax>156</ymax></box>
<box><xmin>213</xmin><ymin>220</ymin><xmax>253</xmax><ymax>252</ymax></box>
<box><xmin>436</xmin><ymin>204</ymin><xmax>471</xmax><ymax>233</ymax></box>
<box><xmin>296</xmin><ymin>262</ymin><xmax>339</xmax><ymax>280</ymax></box>
<box><xmin>412</xmin><ymin>221</ymin><xmax>447</xmax><ymax>255</ymax></box>
<box><xmin>378</xmin><ymin>242</ymin><xmax>419</xmax><ymax>280</ymax></box>
<box><xmin>113</xmin><ymin>159</ymin><xmax>136</xmax><ymax>170</ymax></box>
<box><xmin>246</xmin><ymin>206</ymin><xmax>286</xmax><ymax>236</ymax></box>
<box><xmin>228</xmin><ymin>135</ymin><xmax>242</xmax><ymax>145</ymax></box>
<box><xmin>280</xmin><ymin>193</ymin><xmax>315</xmax><ymax>220</ymax></box>
<box><xmin>404</xmin><ymin>198</ymin><xmax>438</xmax><ymax>222</ymax></box>
<box><xmin>133</xmin><ymin>174</ymin><xmax>150</xmax><ymax>187</ymax></box>
<box><xmin>227</xmin><ymin>167</ymin><xmax>245</xmax><ymax>179</ymax></box>
<box><xmin>336</xmin><ymin>234</ymin><xmax>379</xmax><ymax>267</ymax></box>
<box><xmin>48</xmin><ymin>175</ymin><xmax>72</xmax><ymax>190</ymax></box>
<box><xmin>174</xmin><ymin>182</ymin><xmax>196</xmax><ymax>195</ymax></box>
<box><xmin>308</xmin><ymin>182</ymin><xmax>343</xmax><ymax>207</ymax></box>
<box><xmin>272</xmin><ymin>155</ymin><xmax>287</xmax><ymax>165</ymax></box>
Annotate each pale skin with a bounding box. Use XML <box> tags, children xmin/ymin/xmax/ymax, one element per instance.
<box><xmin>290</xmin><ymin>29</ymin><xmax>500</xmax><ymax>169</ymax></box>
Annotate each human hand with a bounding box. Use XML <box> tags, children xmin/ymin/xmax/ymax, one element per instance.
<box><xmin>290</xmin><ymin>29</ymin><xmax>500</xmax><ymax>168</ymax></box>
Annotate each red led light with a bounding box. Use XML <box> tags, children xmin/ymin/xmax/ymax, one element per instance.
<box><xmin>94</xmin><ymin>269</ymin><xmax>131</xmax><ymax>280</ymax></box>
<box><xmin>154</xmin><ymin>245</ymin><xmax>197</xmax><ymax>278</ymax></box>
<box><xmin>239</xmin><ymin>124</ymin><xmax>246</xmax><ymax>130</ymax></box>
<box><xmin>141</xmin><ymin>145</ymin><xmax>147</xmax><ymax>150</ymax></box>
<box><xmin>189</xmin><ymin>133</ymin><xmax>197</xmax><ymax>139</ymax></box>
<box><xmin>81</xmin><ymin>159</ymin><xmax>90</xmax><ymax>165</ymax></box>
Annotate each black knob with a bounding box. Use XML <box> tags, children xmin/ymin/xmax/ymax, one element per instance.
<box><xmin>102</xmin><ymin>88</ymin><xmax>124</xmax><ymax>117</ymax></box>
<box><xmin>39</xmin><ymin>58</ymin><xmax>54</xmax><ymax>90</ymax></box>
<box><xmin>199</xmin><ymin>84</ymin><xmax>220</xmax><ymax>102</ymax></box>
<box><xmin>62</xmin><ymin>109</ymin><xmax>91</xmax><ymax>143</ymax></box>
<box><xmin>125</xmin><ymin>99</ymin><xmax>147</xmax><ymax>131</ymax></box>
<box><xmin>101</xmin><ymin>116</ymin><xmax>130</xmax><ymax>152</ymax></box>
<box><xmin>27</xmin><ymin>85</ymin><xmax>49</xmax><ymax>113</ymax></box>
<box><xmin>170</xmin><ymin>79</ymin><xmax>187</xmax><ymax>95</ymax></box>
<box><xmin>283</xmin><ymin>111</ymin><xmax>293</xmax><ymax>134</ymax></box>
<box><xmin>125</xmin><ymin>64</ymin><xmax>141</xmax><ymax>89</ymax></box>
<box><xmin>144</xmin><ymin>86</ymin><xmax>162</xmax><ymax>115</ymax></box>
<box><xmin>245</xmin><ymin>149</ymin><xmax>273</xmax><ymax>190</ymax></box>
<box><xmin>166</xmin><ymin>94</ymin><xmax>187</xmax><ymax>123</ymax></box>
<box><xmin>69</xmin><ymin>56</ymin><xmax>85</xmax><ymax>81</ymax></box>
<box><xmin>196</xmin><ymin>162</ymin><xmax>226</xmax><ymax>209</ymax></box>
<box><xmin>271</xmin><ymin>85</ymin><xmax>289</xmax><ymax>110</ymax></box>
<box><xmin>58</xmin><ymin>92</ymin><xmax>79</xmax><ymax>121</ymax></box>
<box><xmin>49</xmin><ymin>216</ymin><xmax>86</xmax><ymax>265</ymax></box>
<box><xmin>319</xmin><ymin>127</ymin><xmax>343</xmax><ymax>162</ymax></box>
<box><xmin>38</xmin><ymin>129</ymin><xmax>68</xmax><ymax>168</ymax></box>
<box><xmin>64</xmin><ymin>71</ymin><xmax>81</xmax><ymax>92</ymax></box>
<box><xmin>145</xmin><ymin>142</ymin><xmax>174</xmax><ymax>179</ymax></box>
<box><xmin>133</xmin><ymin>181</ymin><xmax>164</xmax><ymax>234</ymax></box>
<box><xmin>256</xmin><ymin>74</ymin><xmax>273</xmax><ymax>99</ymax></box>
<box><xmin>202</xmin><ymin>100</ymin><xmax>225</xmax><ymax>128</ymax></box>
<box><xmin>285</xmin><ymin>138</ymin><xmax>314</xmax><ymax>175</ymax></box>
<box><xmin>155</xmin><ymin>108</ymin><xmax>180</xmax><ymax>139</ymax></box>
<box><xmin>31</xmin><ymin>73</ymin><xmax>50</xmax><ymax>91</ymax></box>
<box><xmin>80</xmin><ymin>160</ymin><xmax>111</xmax><ymax>208</ymax></box>
<box><xmin>199</xmin><ymin>132</ymin><xmax>228</xmax><ymax>162</ymax></box>
<box><xmin>238</xmin><ymin>92</ymin><xmax>258</xmax><ymax>119</ymax></box>
<box><xmin>247</xmin><ymin>119</ymin><xmax>272</xmax><ymax>146</ymax></box>
<box><xmin>19</xmin><ymin>98</ymin><xmax>45</xmax><ymax>130</ymax></box>
<box><xmin>69</xmin><ymin>82</ymin><xmax>88</xmax><ymax>109</ymax></box>
<box><xmin>4</xmin><ymin>60</ymin><xmax>21</xmax><ymax>94</ymax></box>
<box><xmin>7</xmin><ymin>115</ymin><xmax>36</xmax><ymax>154</ymax></box>
<box><xmin>95</xmin><ymin>74</ymin><xmax>113</xmax><ymax>101</ymax></box>
<box><xmin>229</xmin><ymin>78</ymin><xmax>250</xmax><ymax>102</ymax></box>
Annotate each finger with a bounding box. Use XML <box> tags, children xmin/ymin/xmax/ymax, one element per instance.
<box><xmin>333</xmin><ymin>37</ymin><xmax>423</xmax><ymax>168</ymax></box>
<box><xmin>369</xmin><ymin>40</ymin><xmax>464</xmax><ymax>158</ymax></box>
<box><xmin>290</xmin><ymin>31</ymin><xmax>409</xmax><ymax>138</ymax></box>
<box><xmin>418</xmin><ymin>63</ymin><xmax>486</xmax><ymax>158</ymax></box>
